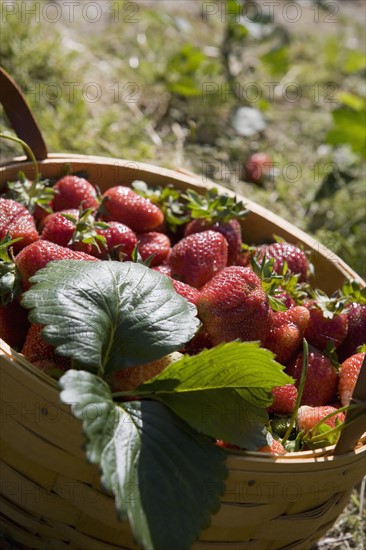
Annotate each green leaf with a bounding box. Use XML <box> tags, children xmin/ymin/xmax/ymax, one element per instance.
<box><xmin>60</xmin><ymin>370</ymin><xmax>227</xmax><ymax>550</ymax></box>
<box><xmin>339</xmin><ymin>280</ymin><xmax>366</xmax><ymax>305</ymax></box>
<box><xmin>6</xmin><ymin>173</ymin><xmax>54</xmax><ymax>215</ymax></box>
<box><xmin>134</xmin><ymin>343</ymin><xmax>291</xmax><ymax>448</ymax></box>
<box><xmin>327</xmin><ymin>107</ymin><xmax>366</xmax><ymax>158</ymax></box>
<box><xmin>342</xmin><ymin>49</ymin><xmax>366</xmax><ymax>74</ymax></box>
<box><xmin>0</xmin><ymin>234</ymin><xmax>22</xmax><ymax>305</ymax></box>
<box><xmin>59</xmin><ymin>370</ymin><xmax>119</xmax><ymax>463</ymax></box>
<box><xmin>184</xmin><ymin>188</ymin><xmax>248</xmax><ymax>222</ymax></box>
<box><xmin>161</xmin><ymin>389</ymin><xmax>268</xmax><ymax>450</ymax></box>
<box><xmin>137</xmin><ymin>342</ymin><xmax>291</xmax><ymax>395</ymax></box>
<box><xmin>337</xmin><ymin>91</ymin><xmax>365</xmax><ymax>112</ymax></box>
<box><xmin>261</xmin><ymin>45</ymin><xmax>289</xmax><ymax>77</ymax></box>
<box><xmin>22</xmin><ymin>261</ymin><xmax>200</xmax><ymax>375</ymax></box>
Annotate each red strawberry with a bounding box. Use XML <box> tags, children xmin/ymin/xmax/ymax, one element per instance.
<box><xmin>258</xmin><ymin>438</ymin><xmax>286</xmax><ymax>454</ymax></box>
<box><xmin>197</xmin><ymin>266</ymin><xmax>270</xmax><ymax>345</ymax></box>
<box><xmin>0</xmin><ymin>301</ymin><xmax>29</xmax><ymax>349</ymax></box>
<box><xmin>21</xmin><ymin>324</ymin><xmax>71</xmax><ymax>374</ymax></box>
<box><xmin>236</xmin><ymin>249</ymin><xmax>251</xmax><ymax>267</ymax></box>
<box><xmin>41</xmin><ymin>209</ymin><xmax>87</xmax><ymax>249</ymax></box>
<box><xmin>338</xmin><ymin>352</ymin><xmax>365</xmax><ymax>406</ymax></box>
<box><xmin>337</xmin><ymin>303</ymin><xmax>366</xmax><ymax>362</ymax></box>
<box><xmin>184</xmin><ymin>327</ymin><xmax>213</xmax><ymax>355</ymax></box>
<box><xmin>169</xmin><ymin>230</ymin><xmax>228</xmax><ymax>288</ymax></box>
<box><xmin>287</xmin><ymin>351</ymin><xmax>338</xmax><ymax>406</ymax></box>
<box><xmin>137</xmin><ymin>232</ymin><xmax>171</xmax><ymax>266</ymax></box>
<box><xmin>183</xmin><ymin>188</ymin><xmax>247</xmax><ymax>265</ymax></box>
<box><xmin>52</xmin><ymin>176</ymin><xmax>99</xmax><ymax>212</ymax></box>
<box><xmin>304</xmin><ymin>302</ymin><xmax>348</xmax><ymax>351</ymax></box>
<box><xmin>109</xmin><ymin>352</ymin><xmax>183</xmax><ymax>392</ymax></box>
<box><xmin>15</xmin><ymin>240</ymin><xmax>97</xmax><ymax>288</ymax></box>
<box><xmin>264</xmin><ymin>306</ymin><xmax>310</xmax><ymax>363</ymax></box>
<box><xmin>167</xmin><ymin>277</ymin><xmax>200</xmax><ymax>306</ymax></box>
<box><xmin>256</xmin><ymin>242</ymin><xmax>309</xmax><ymax>282</ymax></box>
<box><xmin>0</xmin><ymin>198</ymin><xmax>39</xmax><ymax>254</ymax></box>
<box><xmin>184</xmin><ymin>218</ymin><xmax>242</xmax><ymax>266</ymax></box>
<box><xmin>297</xmin><ymin>405</ymin><xmax>345</xmax><ymax>432</ymax></box>
<box><xmin>268</xmin><ymin>384</ymin><xmax>298</xmax><ymax>415</ymax></box>
<box><xmin>101</xmin><ymin>186</ymin><xmax>164</xmax><ymax>232</ymax></box>
<box><xmin>153</xmin><ymin>264</ymin><xmax>172</xmax><ymax>276</ymax></box>
<box><xmin>244</xmin><ymin>152</ymin><xmax>272</xmax><ymax>184</ymax></box>
<box><xmin>96</xmin><ymin>221</ymin><xmax>137</xmax><ymax>260</ymax></box>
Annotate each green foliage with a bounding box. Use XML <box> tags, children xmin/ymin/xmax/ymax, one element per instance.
<box><xmin>60</xmin><ymin>370</ymin><xmax>227</xmax><ymax>550</ymax></box>
<box><xmin>184</xmin><ymin>187</ymin><xmax>248</xmax><ymax>222</ymax></box>
<box><xmin>327</xmin><ymin>106</ymin><xmax>366</xmax><ymax>158</ymax></box>
<box><xmin>22</xmin><ymin>261</ymin><xmax>199</xmax><ymax>374</ymax></box>
<box><xmin>0</xmin><ymin>235</ymin><xmax>22</xmax><ymax>305</ymax></box>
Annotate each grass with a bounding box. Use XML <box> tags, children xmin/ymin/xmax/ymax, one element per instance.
<box><xmin>0</xmin><ymin>0</ymin><xmax>365</xmax><ymax>546</ymax></box>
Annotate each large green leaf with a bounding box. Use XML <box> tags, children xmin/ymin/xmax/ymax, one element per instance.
<box><xmin>327</xmin><ymin>107</ymin><xmax>366</xmax><ymax>158</ymax></box>
<box><xmin>59</xmin><ymin>370</ymin><xmax>119</xmax><ymax>463</ymax></box>
<box><xmin>161</xmin><ymin>389</ymin><xmax>269</xmax><ymax>450</ymax></box>
<box><xmin>137</xmin><ymin>342</ymin><xmax>291</xmax><ymax>395</ymax></box>
<box><xmin>60</xmin><ymin>370</ymin><xmax>227</xmax><ymax>550</ymax></box>
<box><xmin>22</xmin><ymin>260</ymin><xmax>200</xmax><ymax>375</ymax></box>
<box><xmin>135</xmin><ymin>342</ymin><xmax>291</xmax><ymax>449</ymax></box>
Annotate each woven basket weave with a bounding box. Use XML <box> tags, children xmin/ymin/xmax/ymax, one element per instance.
<box><xmin>0</xmin><ymin>67</ymin><xmax>365</xmax><ymax>550</ymax></box>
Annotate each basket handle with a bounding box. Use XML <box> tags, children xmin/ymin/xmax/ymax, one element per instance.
<box><xmin>334</xmin><ymin>354</ymin><xmax>366</xmax><ymax>454</ymax></box>
<box><xmin>0</xmin><ymin>66</ymin><xmax>48</xmax><ymax>160</ymax></box>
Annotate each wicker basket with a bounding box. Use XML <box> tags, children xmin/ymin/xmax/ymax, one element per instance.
<box><xmin>0</xmin><ymin>68</ymin><xmax>365</xmax><ymax>550</ymax></box>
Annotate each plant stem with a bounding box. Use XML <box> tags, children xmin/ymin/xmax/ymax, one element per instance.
<box><xmin>308</xmin><ymin>409</ymin><xmax>366</xmax><ymax>444</ymax></box>
<box><xmin>281</xmin><ymin>338</ymin><xmax>308</xmax><ymax>446</ymax></box>
<box><xmin>0</xmin><ymin>132</ymin><xmax>39</xmax><ymax>184</ymax></box>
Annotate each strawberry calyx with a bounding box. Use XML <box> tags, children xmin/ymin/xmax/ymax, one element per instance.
<box><xmin>250</xmin><ymin>255</ymin><xmax>287</xmax><ymax>311</ymax></box>
<box><xmin>5</xmin><ymin>171</ymin><xmax>55</xmax><ymax>216</ymax></box>
<box><xmin>0</xmin><ymin>234</ymin><xmax>22</xmax><ymax>305</ymax></box>
<box><xmin>307</xmin><ymin>288</ymin><xmax>350</xmax><ymax>319</ymax></box>
<box><xmin>132</xmin><ymin>180</ymin><xmax>190</xmax><ymax>231</ymax></box>
<box><xmin>130</xmin><ymin>242</ymin><xmax>155</xmax><ymax>267</ymax></box>
<box><xmin>62</xmin><ymin>207</ymin><xmax>109</xmax><ymax>252</ymax></box>
<box><xmin>322</xmin><ymin>341</ymin><xmax>340</xmax><ymax>369</ymax></box>
<box><xmin>338</xmin><ymin>279</ymin><xmax>366</xmax><ymax>305</ymax></box>
<box><xmin>184</xmin><ymin>187</ymin><xmax>248</xmax><ymax>223</ymax></box>
<box><xmin>250</xmin><ymin>254</ymin><xmax>314</xmax><ymax>311</ymax></box>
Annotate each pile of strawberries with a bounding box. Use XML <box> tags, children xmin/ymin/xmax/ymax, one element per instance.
<box><xmin>1</xmin><ymin>173</ymin><xmax>365</xmax><ymax>453</ymax></box>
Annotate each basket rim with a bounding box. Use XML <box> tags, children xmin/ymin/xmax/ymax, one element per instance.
<box><xmin>1</xmin><ymin>153</ymin><xmax>364</xmax><ymax>287</ymax></box>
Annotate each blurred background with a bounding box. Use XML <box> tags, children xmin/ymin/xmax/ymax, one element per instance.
<box><xmin>0</xmin><ymin>1</ymin><xmax>365</xmax><ymax>544</ymax></box>
<box><xmin>0</xmin><ymin>0</ymin><xmax>365</xmax><ymax>279</ymax></box>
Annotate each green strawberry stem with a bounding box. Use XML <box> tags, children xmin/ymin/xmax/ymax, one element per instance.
<box><xmin>305</xmin><ymin>405</ymin><xmax>365</xmax><ymax>443</ymax></box>
<box><xmin>281</xmin><ymin>338</ymin><xmax>309</xmax><ymax>446</ymax></box>
<box><xmin>0</xmin><ymin>132</ymin><xmax>40</xmax><ymax>185</ymax></box>
<box><xmin>306</xmin><ymin>406</ymin><xmax>365</xmax><ymax>445</ymax></box>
